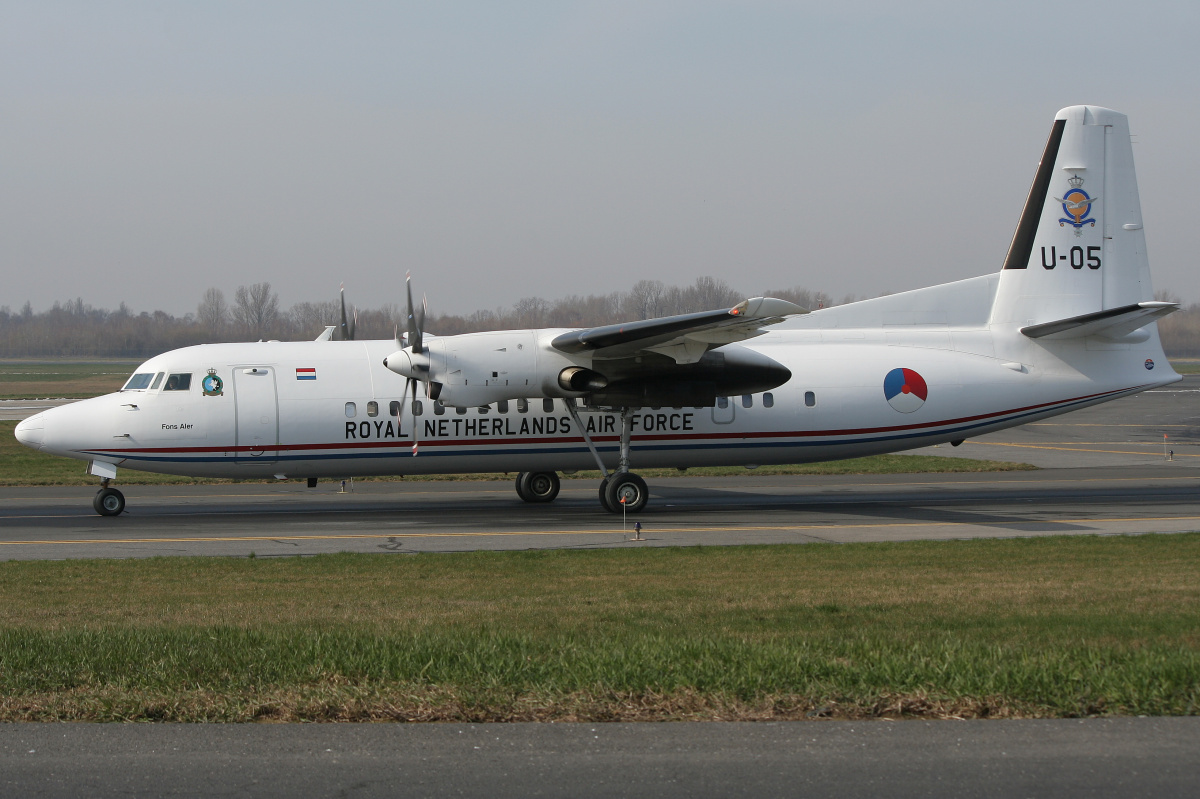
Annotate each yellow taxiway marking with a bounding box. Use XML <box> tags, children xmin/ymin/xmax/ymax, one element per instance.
<box><xmin>3</xmin><ymin>516</ymin><xmax>1200</xmax><ymax>547</ymax></box>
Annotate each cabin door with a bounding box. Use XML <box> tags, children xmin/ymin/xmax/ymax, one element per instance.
<box><xmin>234</xmin><ymin>366</ymin><xmax>279</xmax><ymax>462</ymax></box>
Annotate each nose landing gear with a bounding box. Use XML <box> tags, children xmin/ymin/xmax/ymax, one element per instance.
<box><xmin>93</xmin><ymin>484</ymin><xmax>126</xmax><ymax>516</ymax></box>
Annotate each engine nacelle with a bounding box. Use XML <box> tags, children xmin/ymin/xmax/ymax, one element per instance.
<box><xmin>399</xmin><ymin>329</ymin><xmax>595</xmax><ymax>408</ymax></box>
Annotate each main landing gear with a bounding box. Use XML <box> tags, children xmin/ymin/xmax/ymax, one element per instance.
<box><xmin>512</xmin><ymin>406</ymin><xmax>650</xmax><ymax>514</ymax></box>
<box><xmin>515</xmin><ymin>471</ymin><xmax>561</xmax><ymax>503</ymax></box>
<box><xmin>92</xmin><ymin>478</ymin><xmax>126</xmax><ymax>516</ymax></box>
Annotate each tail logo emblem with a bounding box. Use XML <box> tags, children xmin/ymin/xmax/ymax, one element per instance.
<box><xmin>884</xmin><ymin>368</ymin><xmax>928</xmax><ymax>413</ymax></box>
<box><xmin>1055</xmin><ymin>174</ymin><xmax>1098</xmax><ymax>237</ymax></box>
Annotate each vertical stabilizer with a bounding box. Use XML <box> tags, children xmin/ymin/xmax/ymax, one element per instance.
<box><xmin>990</xmin><ymin>106</ymin><xmax>1152</xmax><ymax>327</ymax></box>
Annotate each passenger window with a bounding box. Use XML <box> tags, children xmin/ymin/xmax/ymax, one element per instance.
<box><xmin>497</xmin><ymin>400</ymin><xmax>509</xmax><ymax>413</ymax></box>
<box><xmin>389</xmin><ymin>401</ymin><xmax>401</xmax><ymax>417</ymax></box>
<box><xmin>150</xmin><ymin>372</ymin><xmax>165</xmax><ymax>390</ymax></box>
<box><xmin>122</xmin><ymin>373</ymin><xmax>155</xmax><ymax>391</ymax></box>
<box><xmin>763</xmin><ymin>392</ymin><xmax>774</xmax><ymax>408</ymax></box>
<box><xmin>517</xmin><ymin>398</ymin><xmax>529</xmax><ymax>413</ymax></box>
<box><xmin>345</xmin><ymin>402</ymin><xmax>356</xmax><ymax>418</ymax></box>
<box><xmin>163</xmin><ymin>373</ymin><xmax>192</xmax><ymax>391</ymax></box>
<box><xmin>412</xmin><ymin>400</ymin><xmax>423</xmax><ymax>416</ymax></box>
<box><xmin>542</xmin><ymin>398</ymin><xmax>554</xmax><ymax>413</ymax></box>
<box><xmin>456</xmin><ymin>405</ymin><xmax>467</xmax><ymax>415</ymax></box>
<box><xmin>716</xmin><ymin>397</ymin><xmax>729</xmax><ymax>409</ymax></box>
<box><xmin>742</xmin><ymin>395</ymin><xmax>753</xmax><ymax>408</ymax></box>
<box><xmin>804</xmin><ymin>391</ymin><xmax>816</xmax><ymax>407</ymax></box>
<box><xmin>367</xmin><ymin>401</ymin><xmax>379</xmax><ymax>417</ymax></box>
<box><xmin>434</xmin><ymin>401</ymin><xmax>446</xmax><ymax>416</ymax></box>
<box><xmin>478</xmin><ymin>405</ymin><xmax>489</xmax><ymax>414</ymax></box>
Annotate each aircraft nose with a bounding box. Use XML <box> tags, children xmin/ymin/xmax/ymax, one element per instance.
<box><xmin>15</xmin><ymin>413</ymin><xmax>45</xmax><ymax>449</ymax></box>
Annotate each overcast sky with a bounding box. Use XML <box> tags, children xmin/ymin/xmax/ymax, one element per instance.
<box><xmin>2</xmin><ymin>1</ymin><xmax>1198</xmax><ymax>317</ymax></box>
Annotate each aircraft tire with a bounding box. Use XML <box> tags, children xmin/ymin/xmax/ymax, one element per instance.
<box><xmin>514</xmin><ymin>472</ymin><xmax>531</xmax><ymax>501</ymax></box>
<box><xmin>598</xmin><ymin>476</ymin><xmax>615</xmax><ymax>512</ymax></box>
<box><xmin>93</xmin><ymin>487</ymin><xmax>125</xmax><ymax>516</ymax></box>
<box><xmin>519</xmin><ymin>471</ymin><xmax>560</xmax><ymax>503</ymax></box>
<box><xmin>603</xmin><ymin>473</ymin><xmax>648</xmax><ymax>514</ymax></box>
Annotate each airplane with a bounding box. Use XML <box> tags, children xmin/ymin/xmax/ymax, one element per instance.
<box><xmin>14</xmin><ymin>105</ymin><xmax>1181</xmax><ymax>516</ymax></box>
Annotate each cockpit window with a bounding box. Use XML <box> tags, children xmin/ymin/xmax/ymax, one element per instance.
<box><xmin>149</xmin><ymin>372</ymin><xmax>165</xmax><ymax>390</ymax></box>
<box><xmin>122</xmin><ymin>373</ymin><xmax>155</xmax><ymax>391</ymax></box>
<box><xmin>163</xmin><ymin>373</ymin><xmax>192</xmax><ymax>391</ymax></box>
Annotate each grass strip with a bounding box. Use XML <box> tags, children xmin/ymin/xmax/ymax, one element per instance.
<box><xmin>0</xmin><ymin>536</ymin><xmax>1195</xmax><ymax>721</ymax></box>
<box><xmin>0</xmin><ymin>420</ymin><xmax>1033</xmax><ymax>486</ymax></box>
<box><xmin>0</xmin><ymin>361</ymin><xmax>138</xmax><ymax>399</ymax></box>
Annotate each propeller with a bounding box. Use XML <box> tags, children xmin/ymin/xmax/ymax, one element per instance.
<box><xmin>384</xmin><ymin>273</ymin><xmax>437</xmax><ymax>455</ymax></box>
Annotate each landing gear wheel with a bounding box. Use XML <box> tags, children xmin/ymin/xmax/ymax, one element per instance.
<box><xmin>518</xmin><ymin>471</ymin><xmax>560</xmax><ymax>503</ymax></box>
<box><xmin>598</xmin><ymin>476</ymin><xmax>615</xmax><ymax>512</ymax></box>
<box><xmin>603</xmin><ymin>473</ymin><xmax>648</xmax><ymax>514</ymax></box>
<box><xmin>93</xmin><ymin>487</ymin><xmax>125</xmax><ymax>516</ymax></box>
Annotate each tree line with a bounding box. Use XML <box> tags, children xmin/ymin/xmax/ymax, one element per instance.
<box><xmin>2</xmin><ymin>280</ymin><xmax>1199</xmax><ymax>358</ymax></box>
<box><xmin>0</xmin><ymin>278</ymin><xmax>841</xmax><ymax>358</ymax></box>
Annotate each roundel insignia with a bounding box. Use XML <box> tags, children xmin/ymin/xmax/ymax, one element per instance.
<box><xmin>883</xmin><ymin>368</ymin><xmax>928</xmax><ymax>413</ymax></box>
<box><xmin>1145</xmin><ymin>358</ymin><xmax>1155</xmax><ymax>371</ymax></box>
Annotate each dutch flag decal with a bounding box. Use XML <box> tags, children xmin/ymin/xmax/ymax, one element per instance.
<box><xmin>296</xmin><ymin>367</ymin><xmax>317</xmax><ymax>380</ymax></box>
<box><xmin>883</xmin><ymin>368</ymin><xmax>927</xmax><ymax>413</ymax></box>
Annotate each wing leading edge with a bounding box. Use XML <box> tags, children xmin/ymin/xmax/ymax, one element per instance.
<box><xmin>550</xmin><ymin>297</ymin><xmax>805</xmax><ymax>364</ymax></box>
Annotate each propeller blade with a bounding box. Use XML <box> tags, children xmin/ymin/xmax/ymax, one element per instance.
<box><xmin>413</xmin><ymin>297</ymin><xmax>425</xmax><ymax>354</ymax></box>
<box><xmin>405</xmin><ymin>272</ymin><xmax>421</xmax><ymax>353</ymax></box>
<box><xmin>338</xmin><ymin>284</ymin><xmax>354</xmax><ymax>341</ymax></box>
<box><xmin>409</xmin><ymin>377</ymin><xmax>420</xmax><ymax>456</ymax></box>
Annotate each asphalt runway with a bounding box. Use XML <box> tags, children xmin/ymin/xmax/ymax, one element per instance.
<box><xmin>3</xmin><ymin>377</ymin><xmax>1200</xmax><ymax>560</ymax></box>
<box><xmin>4</xmin><ymin>465</ymin><xmax>1200</xmax><ymax>560</ymax></box>
<box><xmin>3</xmin><ymin>719</ymin><xmax>1198</xmax><ymax>799</ymax></box>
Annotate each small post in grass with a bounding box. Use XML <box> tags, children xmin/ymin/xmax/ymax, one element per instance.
<box><xmin>1164</xmin><ymin>433</ymin><xmax>1169</xmax><ymax>460</ymax></box>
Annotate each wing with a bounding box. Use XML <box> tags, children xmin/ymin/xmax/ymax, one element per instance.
<box><xmin>551</xmin><ymin>297</ymin><xmax>805</xmax><ymax>364</ymax></box>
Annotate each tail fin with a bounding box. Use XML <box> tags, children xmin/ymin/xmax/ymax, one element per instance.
<box><xmin>990</xmin><ymin>106</ymin><xmax>1154</xmax><ymax>328</ymax></box>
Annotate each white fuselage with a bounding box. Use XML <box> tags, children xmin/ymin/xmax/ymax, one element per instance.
<box><xmin>20</xmin><ymin>323</ymin><xmax>1178</xmax><ymax>480</ymax></box>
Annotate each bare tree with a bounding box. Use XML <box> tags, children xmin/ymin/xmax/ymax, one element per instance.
<box><xmin>197</xmin><ymin>288</ymin><xmax>228</xmax><ymax>333</ymax></box>
<box><xmin>288</xmin><ymin>300</ymin><xmax>339</xmax><ymax>339</ymax></box>
<box><xmin>623</xmin><ymin>279</ymin><xmax>666</xmax><ymax>320</ymax></box>
<box><xmin>677</xmin><ymin>276</ymin><xmax>741</xmax><ymax>314</ymax></box>
<box><xmin>231</xmin><ymin>282</ymin><xmax>280</xmax><ymax>339</ymax></box>
<box><xmin>511</xmin><ymin>296</ymin><xmax>549</xmax><ymax>328</ymax></box>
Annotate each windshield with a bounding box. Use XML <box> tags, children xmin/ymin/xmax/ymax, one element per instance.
<box><xmin>121</xmin><ymin>373</ymin><xmax>155</xmax><ymax>391</ymax></box>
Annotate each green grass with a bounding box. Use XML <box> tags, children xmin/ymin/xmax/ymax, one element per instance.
<box><xmin>1169</xmin><ymin>360</ymin><xmax>1200</xmax><ymax>374</ymax></box>
<box><xmin>0</xmin><ymin>360</ymin><xmax>138</xmax><ymax>399</ymax></box>
<box><xmin>0</xmin><ymin>536</ymin><xmax>1196</xmax><ymax>721</ymax></box>
<box><xmin>0</xmin><ymin>420</ymin><xmax>1034</xmax><ymax>486</ymax></box>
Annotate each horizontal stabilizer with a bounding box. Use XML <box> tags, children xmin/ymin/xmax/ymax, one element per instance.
<box><xmin>1020</xmin><ymin>301</ymin><xmax>1177</xmax><ymax>340</ymax></box>
<box><xmin>551</xmin><ymin>297</ymin><xmax>804</xmax><ymax>363</ymax></box>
